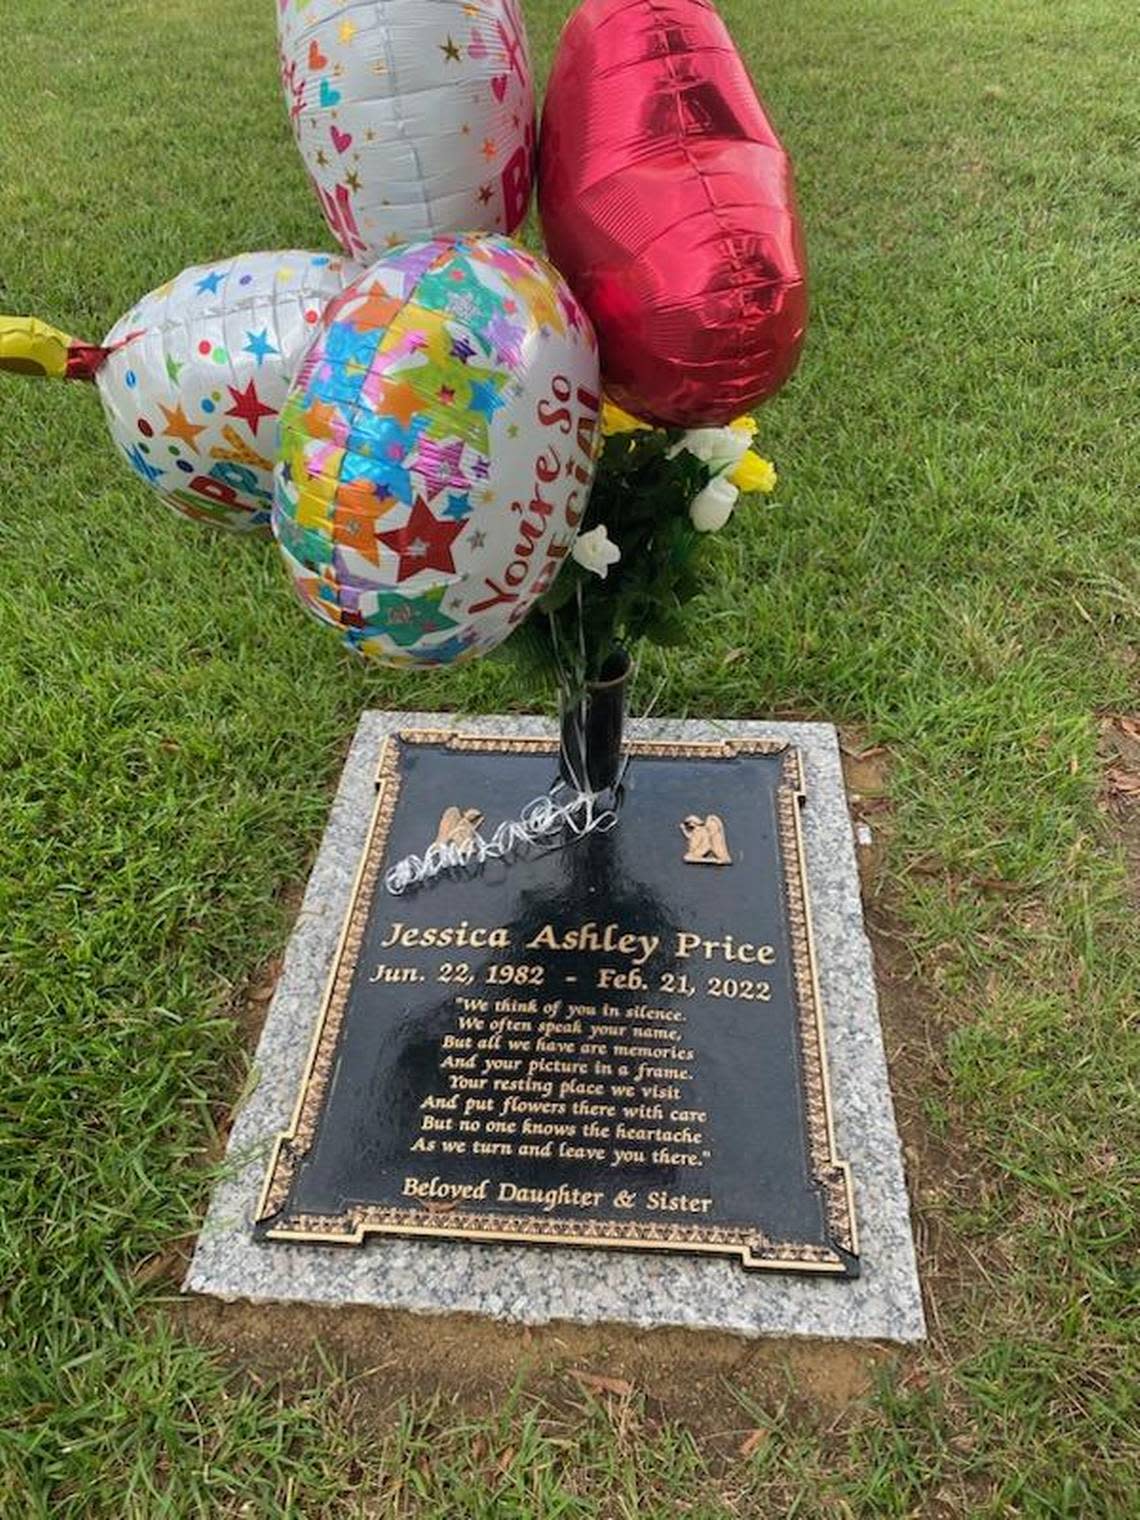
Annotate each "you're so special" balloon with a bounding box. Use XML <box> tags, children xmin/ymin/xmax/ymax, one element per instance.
<box><xmin>273</xmin><ymin>235</ymin><xmax>600</xmax><ymax>666</ymax></box>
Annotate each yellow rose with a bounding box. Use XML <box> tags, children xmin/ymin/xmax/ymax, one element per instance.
<box><xmin>729</xmin><ymin>451</ymin><xmax>777</xmax><ymax>494</ymax></box>
<box><xmin>601</xmin><ymin>400</ymin><xmax>652</xmax><ymax>436</ymax></box>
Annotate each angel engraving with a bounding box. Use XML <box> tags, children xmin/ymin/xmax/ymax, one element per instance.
<box><xmin>680</xmin><ymin>813</ymin><xmax>732</xmax><ymax>865</ymax></box>
<box><xmin>434</xmin><ymin>806</ymin><xmax>484</xmax><ymax>850</ymax></box>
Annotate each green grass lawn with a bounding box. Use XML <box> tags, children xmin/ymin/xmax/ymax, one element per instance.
<box><xmin>2</xmin><ymin>0</ymin><xmax>1138</xmax><ymax>1513</ymax></box>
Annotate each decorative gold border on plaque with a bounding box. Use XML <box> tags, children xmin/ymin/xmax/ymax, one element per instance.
<box><xmin>256</xmin><ymin>731</ymin><xmax>857</xmax><ymax>1273</ymax></box>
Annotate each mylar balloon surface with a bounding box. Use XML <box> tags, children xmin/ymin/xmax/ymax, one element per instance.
<box><xmin>0</xmin><ymin>252</ymin><xmax>360</xmax><ymax>530</ymax></box>
<box><xmin>278</xmin><ymin>0</ymin><xmax>535</xmax><ymax>262</ymax></box>
<box><xmin>539</xmin><ymin>0</ymin><xmax>807</xmax><ymax>428</ymax></box>
<box><xmin>273</xmin><ymin>235</ymin><xmax>600</xmax><ymax>666</ymax></box>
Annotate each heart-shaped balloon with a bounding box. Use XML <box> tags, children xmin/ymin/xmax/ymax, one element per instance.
<box><xmin>539</xmin><ymin>0</ymin><xmax>807</xmax><ymax>428</ymax></box>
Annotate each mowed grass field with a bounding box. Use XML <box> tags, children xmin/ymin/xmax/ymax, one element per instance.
<box><xmin>1</xmin><ymin>0</ymin><xmax>1138</xmax><ymax>1514</ymax></box>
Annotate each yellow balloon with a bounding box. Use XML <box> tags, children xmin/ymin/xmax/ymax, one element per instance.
<box><xmin>0</xmin><ymin>315</ymin><xmax>82</xmax><ymax>379</ymax></box>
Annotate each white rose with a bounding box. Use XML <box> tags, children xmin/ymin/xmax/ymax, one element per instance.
<box><xmin>572</xmin><ymin>524</ymin><xmax>622</xmax><ymax>578</ymax></box>
<box><xmin>667</xmin><ymin>426</ymin><xmax>751</xmax><ymax>472</ymax></box>
<box><xmin>689</xmin><ymin>475</ymin><xmax>739</xmax><ymax>532</ymax></box>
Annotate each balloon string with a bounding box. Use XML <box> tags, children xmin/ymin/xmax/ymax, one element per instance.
<box><xmin>384</xmin><ymin>784</ymin><xmax>618</xmax><ymax>895</ymax></box>
<box><xmin>386</xmin><ymin>594</ymin><xmax>637</xmax><ymax>895</ymax></box>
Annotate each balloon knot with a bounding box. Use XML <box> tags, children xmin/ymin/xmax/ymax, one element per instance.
<box><xmin>64</xmin><ymin>343</ymin><xmax>113</xmax><ymax>382</ymax></box>
<box><xmin>66</xmin><ymin>326</ymin><xmax>144</xmax><ymax>382</ymax></box>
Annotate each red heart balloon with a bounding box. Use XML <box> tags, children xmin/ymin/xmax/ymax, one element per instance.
<box><xmin>539</xmin><ymin>0</ymin><xmax>807</xmax><ymax>428</ymax></box>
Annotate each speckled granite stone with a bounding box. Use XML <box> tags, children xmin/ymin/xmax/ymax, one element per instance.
<box><xmin>186</xmin><ymin>713</ymin><xmax>925</xmax><ymax>1342</ymax></box>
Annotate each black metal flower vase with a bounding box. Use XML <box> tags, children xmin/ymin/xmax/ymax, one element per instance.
<box><xmin>558</xmin><ymin>648</ymin><xmax>631</xmax><ymax>794</ymax></box>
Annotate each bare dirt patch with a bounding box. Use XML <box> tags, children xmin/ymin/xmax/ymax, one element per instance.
<box><xmin>177</xmin><ymin>1293</ymin><xmax>891</xmax><ymax>1443</ymax></box>
<box><xmin>867</xmin><ymin>910</ymin><xmax>1003</xmax><ymax>1351</ymax></box>
<box><xmin>841</xmin><ymin>733</ymin><xmax>893</xmax><ymax>900</ymax></box>
<box><xmin>1098</xmin><ymin>713</ymin><xmax>1140</xmax><ymax>905</ymax></box>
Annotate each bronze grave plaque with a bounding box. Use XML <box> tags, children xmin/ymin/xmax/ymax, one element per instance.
<box><xmin>256</xmin><ymin>731</ymin><xmax>858</xmax><ymax>1274</ymax></box>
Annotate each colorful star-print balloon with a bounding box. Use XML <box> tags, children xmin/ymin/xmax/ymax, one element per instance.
<box><xmin>273</xmin><ymin>234</ymin><xmax>601</xmax><ymax>666</ymax></box>
<box><xmin>277</xmin><ymin>0</ymin><xmax>535</xmax><ymax>263</ymax></box>
<box><xmin>0</xmin><ymin>251</ymin><xmax>361</xmax><ymax>530</ymax></box>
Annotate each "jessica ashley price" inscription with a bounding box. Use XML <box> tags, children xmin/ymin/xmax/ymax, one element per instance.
<box><xmin>376</xmin><ymin>917</ymin><xmax>777</xmax><ymax>966</ymax></box>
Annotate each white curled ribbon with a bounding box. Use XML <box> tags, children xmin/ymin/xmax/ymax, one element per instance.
<box><xmin>384</xmin><ymin>784</ymin><xmax>619</xmax><ymax>896</ymax></box>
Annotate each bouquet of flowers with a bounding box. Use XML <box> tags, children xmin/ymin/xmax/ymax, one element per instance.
<box><xmin>504</xmin><ymin>405</ymin><xmax>778</xmax><ymax>695</ymax></box>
